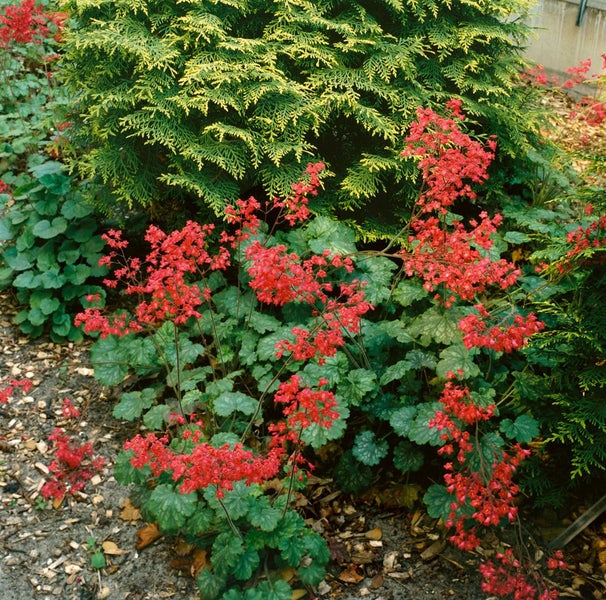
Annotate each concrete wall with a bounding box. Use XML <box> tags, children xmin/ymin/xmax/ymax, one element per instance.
<box><xmin>524</xmin><ymin>0</ymin><xmax>606</xmax><ymax>78</ymax></box>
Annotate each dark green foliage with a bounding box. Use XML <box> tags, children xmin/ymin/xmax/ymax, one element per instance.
<box><xmin>0</xmin><ymin>161</ymin><xmax>107</xmax><ymax>341</ymax></box>
<box><xmin>503</xmin><ymin>193</ymin><xmax>606</xmax><ymax>505</ymax></box>
<box><xmin>60</xmin><ymin>0</ymin><xmax>540</xmax><ymax>235</ymax></box>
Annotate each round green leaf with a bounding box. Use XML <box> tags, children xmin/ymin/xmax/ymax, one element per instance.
<box><xmin>32</xmin><ymin>217</ymin><xmax>68</xmax><ymax>239</ymax></box>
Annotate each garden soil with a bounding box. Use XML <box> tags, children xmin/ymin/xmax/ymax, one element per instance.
<box><xmin>0</xmin><ymin>288</ymin><xmax>603</xmax><ymax>600</ymax></box>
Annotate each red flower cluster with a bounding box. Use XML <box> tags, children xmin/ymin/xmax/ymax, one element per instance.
<box><xmin>41</xmin><ymin>429</ymin><xmax>105</xmax><ymax>501</ymax></box>
<box><xmin>269</xmin><ymin>375</ymin><xmax>338</xmax><ymax>441</ymax></box>
<box><xmin>427</xmin><ymin>376</ymin><xmax>564</xmax><ymax>597</ymax></box>
<box><xmin>555</xmin><ymin>214</ymin><xmax>606</xmax><ymax>273</ymax></box>
<box><xmin>398</xmin><ymin>103</ymin><xmax>522</xmax><ymax>307</ymax></box>
<box><xmin>61</xmin><ymin>398</ymin><xmax>80</xmax><ymax>420</ymax></box>
<box><xmin>273</xmin><ymin>162</ymin><xmax>325</xmax><ymax>226</ymax></box>
<box><xmin>124</xmin><ymin>376</ymin><xmax>340</xmax><ymax>497</ymax></box>
<box><xmin>401</xmin><ymin>213</ymin><xmax>520</xmax><ymax>306</ymax></box>
<box><xmin>0</xmin><ymin>378</ymin><xmax>33</xmax><ymax>404</ymax></box>
<box><xmin>124</xmin><ymin>431</ymin><xmax>283</xmax><ymax>499</ymax></box>
<box><xmin>0</xmin><ymin>0</ymin><xmax>65</xmax><ymax>48</ymax></box>
<box><xmin>430</xmin><ymin>382</ymin><xmax>530</xmax><ymax>551</ymax></box>
<box><xmin>479</xmin><ymin>548</ymin><xmax>564</xmax><ymax>599</ymax></box>
<box><xmin>459</xmin><ymin>305</ymin><xmax>545</xmax><ymax>353</ymax></box>
<box><xmin>523</xmin><ymin>57</ymin><xmax>606</xmax><ymax>127</ymax></box>
<box><xmin>401</xmin><ymin>100</ymin><xmax>496</xmax><ymax>213</ymax></box>
<box><xmin>76</xmin><ymin>164</ymin><xmax>329</xmax><ymax>337</ymax></box>
<box><xmin>246</xmin><ymin>244</ymin><xmax>344</xmax><ymax>306</ymax></box>
<box><xmin>0</xmin><ymin>180</ymin><xmax>12</xmax><ymax>196</ymax></box>
<box><xmin>275</xmin><ymin>282</ymin><xmax>371</xmax><ymax>363</ymax></box>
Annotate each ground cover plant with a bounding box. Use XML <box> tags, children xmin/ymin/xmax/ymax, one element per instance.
<box><xmin>1</xmin><ymin>1</ymin><xmax>606</xmax><ymax>599</ymax></box>
<box><xmin>0</xmin><ymin>0</ymin><xmax>108</xmax><ymax>341</ymax></box>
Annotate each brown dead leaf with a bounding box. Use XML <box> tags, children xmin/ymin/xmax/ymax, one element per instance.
<box><xmin>291</xmin><ymin>589</ymin><xmax>307</xmax><ymax>600</ymax></box>
<box><xmin>135</xmin><ymin>523</ymin><xmax>161</xmax><ymax>550</ymax></box>
<box><xmin>365</xmin><ymin>527</ymin><xmax>382</xmax><ymax>540</ymax></box>
<box><xmin>174</xmin><ymin>538</ymin><xmax>195</xmax><ymax>557</ymax></box>
<box><xmin>338</xmin><ymin>566</ymin><xmax>364</xmax><ymax>584</ymax></box>
<box><xmin>119</xmin><ymin>498</ymin><xmax>141</xmax><ymax>522</ymax></box>
<box><xmin>190</xmin><ymin>549</ymin><xmax>208</xmax><ymax>579</ymax></box>
<box><xmin>420</xmin><ymin>540</ymin><xmax>446</xmax><ymax>561</ymax></box>
<box><xmin>101</xmin><ymin>540</ymin><xmax>123</xmax><ymax>556</ymax></box>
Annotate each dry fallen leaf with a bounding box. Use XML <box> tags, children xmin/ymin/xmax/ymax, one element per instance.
<box><xmin>101</xmin><ymin>540</ymin><xmax>123</xmax><ymax>555</ymax></box>
<box><xmin>338</xmin><ymin>566</ymin><xmax>364</xmax><ymax>584</ymax></box>
<box><xmin>291</xmin><ymin>589</ymin><xmax>307</xmax><ymax>600</ymax></box>
<box><xmin>135</xmin><ymin>523</ymin><xmax>161</xmax><ymax>550</ymax></box>
<box><xmin>190</xmin><ymin>549</ymin><xmax>208</xmax><ymax>579</ymax></box>
<box><xmin>365</xmin><ymin>527</ymin><xmax>382</xmax><ymax>541</ymax></box>
<box><xmin>420</xmin><ymin>540</ymin><xmax>446</xmax><ymax>561</ymax></box>
<box><xmin>119</xmin><ymin>498</ymin><xmax>141</xmax><ymax>522</ymax></box>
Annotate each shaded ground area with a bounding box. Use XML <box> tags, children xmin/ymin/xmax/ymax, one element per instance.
<box><xmin>0</xmin><ymin>288</ymin><xmax>604</xmax><ymax>600</ymax></box>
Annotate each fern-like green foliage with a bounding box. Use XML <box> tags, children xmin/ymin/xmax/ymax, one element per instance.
<box><xmin>530</xmin><ymin>265</ymin><xmax>606</xmax><ymax>472</ymax></box>
<box><xmin>59</xmin><ymin>0</ymin><xmax>541</xmax><ymax>234</ymax></box>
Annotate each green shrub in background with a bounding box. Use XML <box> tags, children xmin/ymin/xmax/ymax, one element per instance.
<box><xmin>59</xmin><ymin>0</ymin><xmax>543</xmax><ymax>236</ymax></box>
<box><xmin>504</xmin><ymin>187</ymin><xmax>606</xmax><ymax>507</ymax></box>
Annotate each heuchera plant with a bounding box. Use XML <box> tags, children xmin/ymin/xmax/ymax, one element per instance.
<box><xmin>76</xmin><ymin>103</ymin><xmax>565</xmax><ymax>598</ymax></box>
<box><xmin>76</xmin><ymin>163</ymin><xmax>356</xmax><ymax>599</ymax></box>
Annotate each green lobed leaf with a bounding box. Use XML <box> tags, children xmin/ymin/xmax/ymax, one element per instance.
<box><xmin>436</xmin><ymin>344</ymin><xmax>480</xmax><ymax>379</ymax></box>
<box><xmin>64</xmin><ymin>264</ymin><xmax>91</xmax><ymax>285</ymax></box>
<box><xmin>380</xmin><ymin>360</ymin><xmax>413</xmax><ymax>386</ymax></box>
<box><xmin>249</xmin><ymin>311</ymin><xmax>280</xmax><ymax>334</ymax></box>
<box><xmin>392</xmin><ymin>279</ymin><xmax>429</xmax><ymax>306</ymax></box>
<box><xmin>389</xmin><ymin>406</ymin><xmax>417</xmax><ymax>437</ymax></box>
<box><xmin>219</xmin><ymin>481</ymin><xmax>255</xmax><ymax>520</ymax></box>
<box><xmin>211</xmin><ymin>532</ymin><xmax>244</xmax><ymax>577</ymax></box>
<box><xmin>148</xmin><ymin>483</ymin><xmax>198</xmax><ymax>532</ymax></box>
<box><xmin>32</xmin><ymin>216</ymin><xmax>68</xmax><ymax>239</ymax></box>
<box><xmin>182</xmin><ymin>506</ymin><xmax>215</xmax><ymax>536</ymax></box>
<box><xmin>61</xmin><ymin>197</ymin><xmax>94</xmax><ymax>219</ymax></box>
<box><xmin>39</xmin><ymin>296</ymin><xmax>60</xmax><ymax>315</ymax></box>
<box><xmin>424</xmin><ymin>484</ymin><xmax>455</xmax><ymax>521</ymax></box>
<box><xmin>504</xmin><ymin>230</ymin><xmax>531</xmax><ymax>244</ymax></box>
<box><xmin>143</xmin><ymin>404</ymin><xmax>170</xmax><ymax>429</ymax></box>
<box><xmin>352</xmin><ymin>430</ymin><xmax>389</xmax><ymax>466</ymax></box>
<box><xmin>354</xmin><ymin>255</ymin><xmax>397</xmax><ymax>304</ymax></box>
<box><xmin>90</xmin><ymin>336</ymin><xmax>130</xmax><ymax>385</ymax></box>
<box><xmin>247</xmin><ymin>496</ymin><xmax>281</xmax><ymax>532</ymax></box>
<box><xmin>113</xmin><ymin>388</ymin><xmax>158</xmax><ymax>421</ymax></box>
<box><xmin>3</xmin><ymin>247</ymin><xmax>33</xmax><ymax>271</ymax></box>
<box><xmin>306</xmin><ymin>216</ymin><xmax>357</xmax><ymax>255</ymax></box>
<box><xmin>409</xmin><ymin>306</ymin><xmax>463</xmax><ymax>345</ymax></box>
<box><xmin>65</xmin><ymin>218</ymin><xmax>98</xmax><ymax>243</ymax></box>
<box><xmin>12</xmin><ymin>270</ymin><xmax>40</xmax><ymax>288</ymax></box>
<box><xmin>196</xmin><ymin>568</ymin><xmax>226</xmax><ymax>600</ymax></box>
<box><xmin>408</xmin><ymin>402</ymin><xmax>445</xmax><ymax>446</ymax></box>
<box><xmin>252</xmin><ymin>580</ymin><xmax>292</xmax><ymax>600</ymax></box>
<box><xmin>393</xmin><ymin>440</ymin><xmax>424</xmax><ymax>472</ymax></box>
<box><xmin>499</xmin><ymin>415</ymin><xmax>539</xmax><ymax>444</ymax></box>
<box><xmin>300</xmin><ymin>401</ymin><xmax>349</xmax><ymax>448</ymax></box>
<box><xmin>231</xmin><ymin>546</ymin><xmax>260</xmax><ymax>581</ymax></box>
<box><xmin>39</xmin><ymin>267</ymin><xmax>65</xmax><ymax>289</ymax></box>
<box><xmin>339</xmin><ymin>368</ymin><xmax>377</xmax><ymax>406</ymax></box>
<box><xmin>213</xmin><ymin>391</ymin><xmax>258</xmax><ymax>417</ymax></box>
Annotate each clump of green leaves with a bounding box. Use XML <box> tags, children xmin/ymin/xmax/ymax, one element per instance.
<box><xmin>0</xmin><ymin>161</ymin><xmax>107</xmax><ymax>341</ymax></box>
